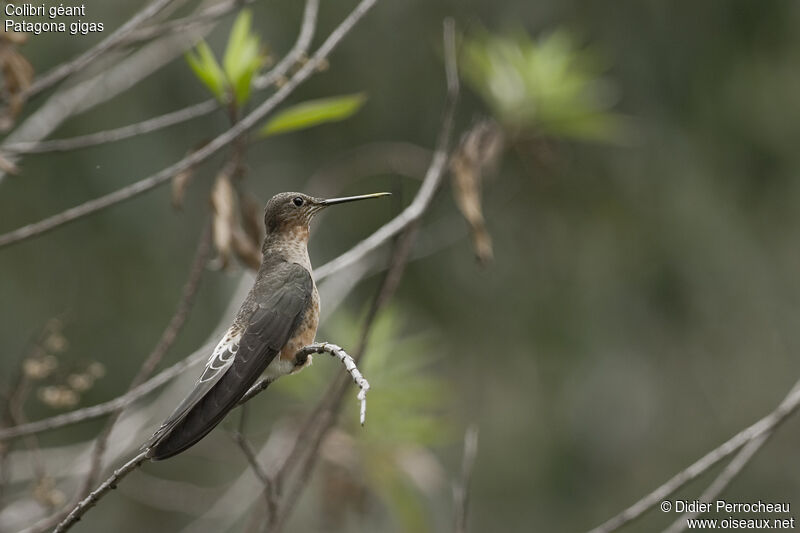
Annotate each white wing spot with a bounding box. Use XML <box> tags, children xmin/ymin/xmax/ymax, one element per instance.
<box><xmin>200</xmin><ymin>328</ymin><xmax>242</xmax><ymax>383</ymax></box>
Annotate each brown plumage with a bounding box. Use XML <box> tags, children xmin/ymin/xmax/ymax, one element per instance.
<box><xmin>145</xmin><ymin>191</ymin><xmax>389</xmax><ymax>461</ymax></box>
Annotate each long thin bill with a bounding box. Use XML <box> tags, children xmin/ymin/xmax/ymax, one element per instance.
<box><xmin>319</xmin><ymin>192</ymin><xmax>391</xmax><ymax>206</ymax></box>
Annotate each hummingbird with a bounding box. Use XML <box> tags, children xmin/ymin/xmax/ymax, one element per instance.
<box><xmin>145</xmin><ymin>191</ymin><xmax>390</xmax><ymax>460</ymax></box>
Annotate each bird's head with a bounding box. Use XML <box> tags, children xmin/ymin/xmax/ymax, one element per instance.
<box><xmin>263</xmin><ymin>191</ymin><xmax>391</xmax><ymax>236</ymax></box>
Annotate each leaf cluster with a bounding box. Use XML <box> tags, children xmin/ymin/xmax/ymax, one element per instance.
<box><xmin>461</xmin><ymin>29</ymin><xmax>629</xmax><ymax>141</ymax></box>
<box><xmin>186</xmin><ymin>10</ymin><xmax>367</xmax><ymax>135</ymax></box>
<box><xmin>185</xmin><ymin>9</ymin><xmax>264</xmax><ymax>107</ymax></box>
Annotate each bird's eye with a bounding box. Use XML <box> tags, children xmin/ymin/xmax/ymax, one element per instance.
<box><xmin>292</xmin><ymin>197</ymin><xmax>304</xmax><ymax>207</ymax></box>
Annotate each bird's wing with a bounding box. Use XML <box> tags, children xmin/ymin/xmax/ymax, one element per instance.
<box><xmin>146</xmin><ymin>260</ymin><xmax>313</xmax><ymax>460</ymax></box>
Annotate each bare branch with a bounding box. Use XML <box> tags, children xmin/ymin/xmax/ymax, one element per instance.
<box><xmin>267</xmin><ymin>222</ymin><xmax>423</xmax><ymax>533</ymax></box>
<box><xmin>253</xmin><ymin>0</ymin><xmax>319</xmax><ymax>89</ymax></box>
<box><xmin>0</xmin><ymin>210</ymin><xmax>452</xmax><ymax>443</ymax></box>
<box><xmin>1</xmin><ymin>100</ymin><xmax>218</xmax><ymax>154</ymax></box>
<box><xmin>0</xmin><ymin>0</ymin><xmax>352</xmax><ymax>250</ymax></box>
<box><xmin>0</xmin><ymin>0</ymin><xmax>213</xmax><ymax>185</ymax></box>
<box><xmin>231</xmin><ymin>430</ymin><xmax>278</xmax><ymax>528</ymax></box>
<box><xmin>662</xmin><ymin>379</ymin><xmax>800</xmax><ymax>533</ymax></box>
<box><xmin>13</xmin><ymin>227</ymin><xmax>211</xmax><ymax>532</ymax></box>
<box><xmin>304</xmin><ymin>141</ymin><xmax>432</xmax><ymax>195</ymax></box>
<box><xmin>52</xmin><ymin>451</ymin><xmax>149</xmax><ymax>533</ymax></box>
<box><xmin>24</xmin><ymin>0</ymin><xmax>176</xmax><ymax>99</ymax></box>
<box><xmin>1</xmin><ymin>351</ymin><xmax>51</xmax><ymax>509</ymax></box>
<box><xmin>0</xmin><ymin>0</ymin><xmax>319</xmax><ymax>156</ymax></box>
<box><xmin>265</xmin><ymin>19</ymin><xmax>460</xmax><ymax>532</ymax></box>
<box><xmin>80</xmin><ymin>222</ymin><xmax>211</xmax><ymax>493</ymax></box>
<box><xmin>43</xmin><ymin>340</ymin><xmax>369</xmax><ymax>532</ymax></box>
<box><xmin>45</xmin><ymin>341</ymin><xmax>369</xmax><ymax>532</ymax></box>
<box><xmin>118</xmin><ymin>0</ymin><xmax>256</xmax><ymax>48</ymax></box>
<box><xmin>454</xmin><ymin>425</ymin><xmax>479</xmax><ymax>533</ymax></box>
<box><xmin>587</xmin><ymin>377</ymin><xmax>800</xmax><ymax>533</ymax></box>
<box><xmin>26</xmin><ymin>5</ymin><xmax>382</xmax><ymax>531</ymax></box>
<box><xmin>314</xmin><ymin>16</ymin><xmax>459</xmax><ymax>281</ymax></box>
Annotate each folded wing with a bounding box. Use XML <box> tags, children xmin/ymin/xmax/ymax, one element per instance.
<box><xmin>146</xmin><ymin>260</ymin><xmax>312</xmax><ymax>460</ymax></box>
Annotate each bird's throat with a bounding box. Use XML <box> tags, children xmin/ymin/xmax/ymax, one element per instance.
<box><xmin>261</xmin><ymin>226</ymin><xmax>312</xmax><ymax>272</ymax></box>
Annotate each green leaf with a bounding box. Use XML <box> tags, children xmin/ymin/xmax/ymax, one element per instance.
<box><xmin>223</xmin><ymin>9</ymin><xmax>263</xmax><ymax>105</ymax></box>
<box><xmin>259</xmin><ymin>93</ymin><xmax>367</xmax><ymax>137</ymax></box>
<box><xmin>231</xmin><ymin>35</ymin><xmax>262</xmax><ymax>105</ymax></box>
<box><xmin>185</xmin><ymin>41</ymin><xmax>228</xmax><ymax>102</ymax></box>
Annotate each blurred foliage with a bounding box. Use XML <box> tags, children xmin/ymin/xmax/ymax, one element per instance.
<box><xmin>352</xmin><ymin>310</ymin><xmax>452</xmax><ymax>533</ymax></box>
<box><xmin>258</xmin><ymin>93</ymin><xmax>367</xmax><ymax>137</ymax></box>
<box><xmin>461</xmin><ymin>29</ymin><xmax>628</xmax><ymax>141</ymax></box>
<box><xmin>186</xmin><ymin>9</ymin><xmax>265</xmax><ymax>106</ymax></box>
<box><xmin>277</xmin><ymin>306</ymin><xmax>452</xmax><ymax>531</ymax></box>
<box><xmin>7</xmin><ymin>318</ymin><xmax>106</xmax><ymax>411</ymax></box>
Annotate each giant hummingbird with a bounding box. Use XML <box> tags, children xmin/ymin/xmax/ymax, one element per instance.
<box><xmin>146</xmin><ymin>191</ymin><xmax>390</xmax><ymax>460</ymax></box>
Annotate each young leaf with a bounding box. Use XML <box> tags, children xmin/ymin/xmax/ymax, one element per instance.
<box><xmin>223</xmin><ymin>9</ymin><xmax>263</xmax><ymax>104</ymax></box>
<box><xmin>223</xmin><ymin>9</ymin><xmax>253</xmax><ymax>78</ymax></box>
<box><xmin>230</xmin><ymin>35</ymin><xmax>262</xmax><ymax>105</ymax></box>
<box><xmin>186</xmin><ymin>41</ymin><xmax>228</xmax><ymax>102</ymax></box>
<box><xmin>259</xmin><ymin>93</ymin><xmax>367</xmax><ymax>137</ymax></box>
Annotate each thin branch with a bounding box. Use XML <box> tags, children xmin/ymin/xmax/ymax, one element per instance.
<box><xmin>314</xmin><ymin>16</ymin><xmax>459</xmax><ymax>281</ymax></box>
<box><xmin>2</xmin><ymin>366</ymin><xmax>51</xmax><ymax>509</ymax></box>
<box><xmin>118</xmin><ymin>0</ymin><xmax>255</xmax><ymax>48</ymax></box>
<box><xmin>13</xmin><ymin>226</ymin><xmax>211</xmax><ymax>533</ymax></box>
<box><xmin>232</xmin><ymin>430</ymin><xmax>278</xmax><ymax>528</ymax></box>
<box><xmin>662</xmin><ymin>379</ymin><xmax>800</xmax><ymax>533</ymax></box>
<box><xmin>268</xmin><ymin>222</ymin><xmax>424</xmax><ymax>533</ymax></box>
<box><xmin>7</xmin><ymin>141</ymin><xmax>470</xmax><ymax>533</ymax></box>
<box><xmin>25</xmin><ymin>0</ymin><xmax>176</xmax><ymax>98</ymax></box>
<box><xmin>132</xmin><ymin>225</ymin><xmax>212</xmax><ymax>386</ymax></box>
<box><xmin>1</xmin><ymin>100</ymin><xmax>218</xmax><ymax>154</ymax></box>
<box><xmin>34</xmin><ymin>6</ymin><xmax>382</xmax><ymax>531</ymax></box>
<box><xmin>273</xmin><ymin>16</ymin><xmax>460</xmax><ymax>499</ymax></box>
<box><xmin>265</xmin><ymin>19</ymin><xmax>460</xmax><ymax>532</ymax></box>
<box><xmin>7</xmin><ymin>377</ymin><xmax>48</xmax><ymax>487</ymax></box>
<box><xmin>45</xmin><ymin>341</ymin><xmax>367</xmax><ymax>533</ymax></box>
<box><xmin>454</xmin><ymin>425</ymin><xmax>479</xmax><ymax>533</ymax></box>
<box><xmin>52</xmin><ymin>451</ymin><xmax>149</xmax><ymax>533</ymax></box>
<box><xmin>253</xmin><ymin>0</ymin><xmax>319</xmax><ymax>89</ymax></box>
<box><xmin>587</xmin><ymin>377</ymin><xmax>800</xmax><ymax>533</ymax></box>
<box><xmin>45</xmin><ymin>339</ymin><xmax>369</xmax><ymax>533</ymax></box>
<box><xmin>0</xmin><ymin>0</ymin><xmax>209</xmax><ymax>185</ymax></box>
<box><xmin>0</xmin><ymin>0</ymin><xmax>345</xmax><ymax>251</ymax></box>
<box><xmin>370</xmin><ymin>221</ymin><xmax>420</xmax><ymax>319</ymax></box>
<box><xmin>268</xmin><ymin>403</ymin><xmax>333</xmax><ymax>533</ymax></box>
<box><xmin>79</xmin><ymin>222</ymin><xmax>211</xmax><ymax>493</ymax></box>
<box><xmin>0</xmin><ymin>217</ymin><xmax>456</xmax><ymax>442</ymax></box>
<box><xmin>0</xmin><ymin>0</ymin><xmax>318</xmax><ymax>156</ymax></box>
<box><xmin>0</xmin><ymin>1</ymin><xmax>435</xmax><ymax>448</ymax></box>
<box><xmin>304</xmin><ymin>141</ymin><xmax>432</xmax><ymax>195</ymax></box>
<box><xmin>0</xmin><ymin>211</ymin><xmax>442</xmax><ymax>443</ymax></box>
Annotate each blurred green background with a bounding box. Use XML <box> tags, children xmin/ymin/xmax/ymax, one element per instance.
<box><xmin>2</xmin><ymin>0</ymin><xmax>800</xmax><ymax>531</ymax></box>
